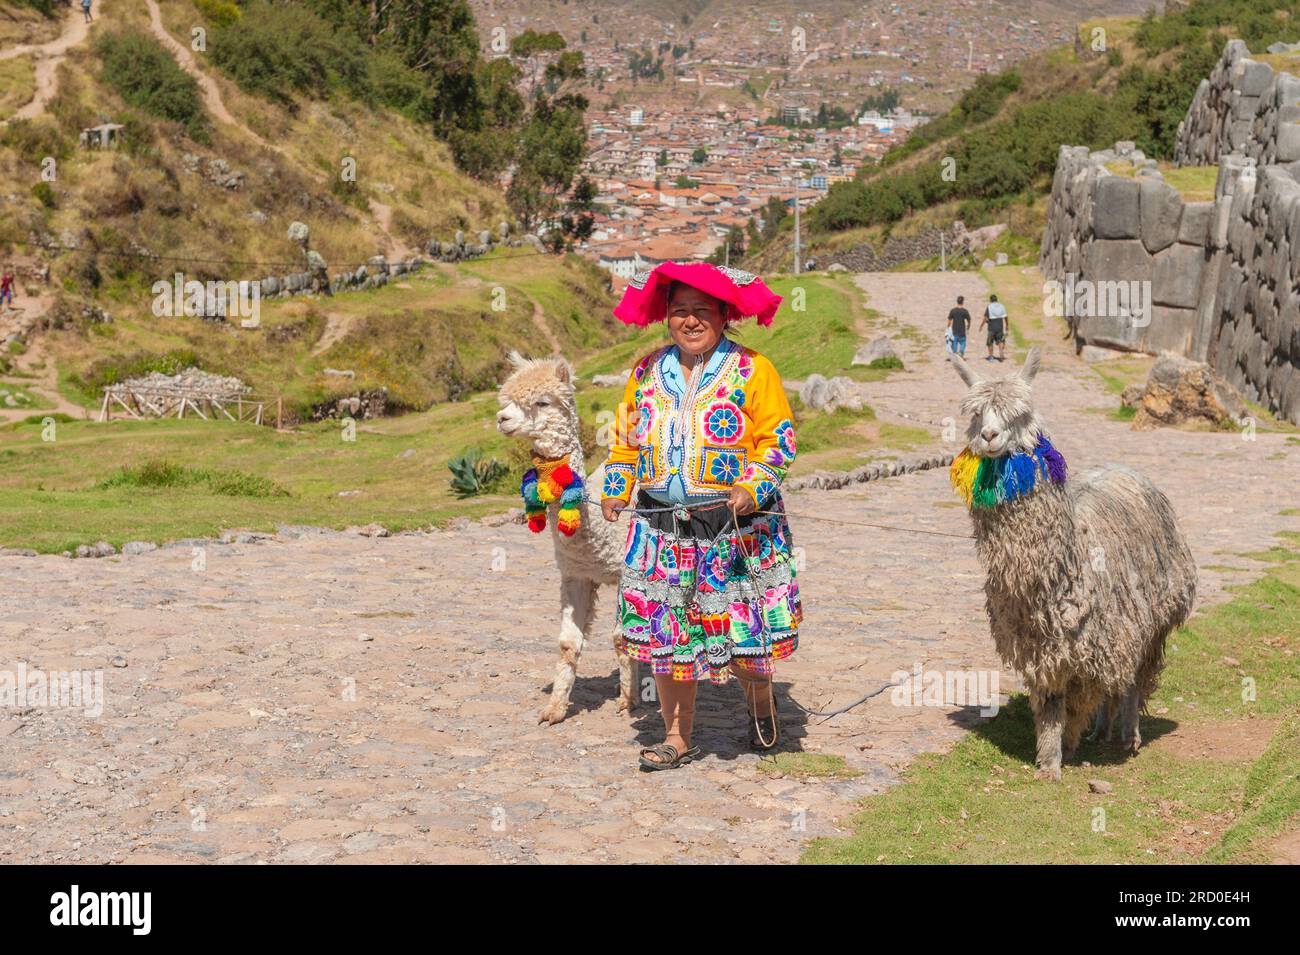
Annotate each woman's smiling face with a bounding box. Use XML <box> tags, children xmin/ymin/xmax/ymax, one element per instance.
<box><xmin>666</xmin><ymin>283</ymin><xmax>727</xmax><ymax>358</ymax></box>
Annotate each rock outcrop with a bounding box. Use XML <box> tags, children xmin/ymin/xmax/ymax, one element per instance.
<box><xmin>798</xmin><ymin>374</ymin><xmax>863</xmax><ymax>412</ymax></box>
<box><xmin>1122</xmin><ymin>352</ymin><xmax>1247</xmax><ymax>431</ymax></box>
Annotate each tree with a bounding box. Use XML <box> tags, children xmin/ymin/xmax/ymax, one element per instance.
<box><xmin>708</xmin><ymin>225</ymin><xmax>745</xmax><ymax>265</ymax></box>
<box><xmin>510</xmin><ymin>29</ymin><xmax>567</xmax><ymax>96</ymax></box>
<box><xmin>691</xmin><ymin>146</ymin><xmax>708</xmax><ymax>164</ymax></box>
<box><xmin>546</xmin><ymin>174</ymin><xmax>597</xmax><ymax>251</ymax></box>
<box><xmin>508</xmin><ymin>89</ymin><xmax>588</xmax><ymax>231</ymax></box>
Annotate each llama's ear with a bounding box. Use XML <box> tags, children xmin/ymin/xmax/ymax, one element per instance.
<box><xmin>1020</xmin><ymin>347</ymin><xmax>1042</xmax><ymax>384</ymax></box>
<box><xmin>506</xmin><ymin>350</ymin><xmax>529</xmax><ymax>371</ymax></box>
<box><xmin>948</xmin><ymin>351</ymin><xmax>980</xmax><ymax>388</ymax></box>
<box><xmin>552</xmin><ymin>357</ymin><xmax>575</xmax><ymax>386</ymax></box>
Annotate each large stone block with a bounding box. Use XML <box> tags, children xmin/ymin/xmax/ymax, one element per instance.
<box><xmin>1178</xmin><ymin>202</ymin><xmax>1214</xmax><ymax>246</ymax></box>
<box><xmin>1153</xmin><ymin>244</ymin><xmax>1206</xmax><ymax>308</ymax></box>
<box><xmin>1093</xmin><ymin>177</ymin><xmax>1141</xmax><ymax>239</ymax></box>
<box><xmin>1086</xmin><ymin>238</ymin><xmax>1153</xmax><ymax>285</ymax></box>
<box><xmin>1280</xmin><ymin>363</ymin><xmax>1300</xmax><ymax>423</ymax></box>
<box><xmin>1139</xmin><ymin>179</ymin><xmax>1184</xmax><ymax>252</ymax></box>
<box><xmin>1276</xmin><ymin>123</ymin><xmax>1300</xmax><ymax>163</ymax></box>
<box><xmin>1280</xmin><ymin>297</ymin><xmax>1300</xmax><ymax>360</ymax></box>
<box><xmin>1267</xmin><ymin>359</ymin><xmax>1294</xmax><ymax>410</ymax></box>
<box><xmin>1144</xmin><ymin>307</ymin><xmax>1198</xmax><ymax>354</ymax></box>
<box><xmin>1241</xmin><ymin>61</ymin><xmax>1274</xmax><ymax>97</ymax></box>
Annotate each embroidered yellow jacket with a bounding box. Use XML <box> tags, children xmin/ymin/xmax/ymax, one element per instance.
<box><xmin>601</xmin><ymin>337</ymin><xmax>797</xmax><ymax>506</ymax></box>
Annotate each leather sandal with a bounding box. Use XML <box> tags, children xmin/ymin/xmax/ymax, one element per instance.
<box><xmin>638</xmin><ymin>743</ymin><xmax>700</xmax><ymax>771</ymax></box>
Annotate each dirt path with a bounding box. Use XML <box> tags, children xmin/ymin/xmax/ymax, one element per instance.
<box><xmin>368</xmin><ymin>198</ymin><xmax>414</xmax><ymax>262</ymax></box>
<box><xmin>0</xmin><ymin>328</ymin><xmax>88</xmax><ymax>422</ymax></box>
<box><xmin>311</xmin><ymin>312</ymin><xmax>359</xmax><ymax>357</ymax></box>
<box><xmin>528</xmin><ymin>294</ymin><xmax>562</xmax><ymax>355</ymax></box>
<box><xmin>1</xmin><ymin>270</ymin><xmax>1296</xmax><ymax>863</ymax></box>
<box><xmin>144</xmin><ymin>0</ymin><xmax>244</xmax><ymax>134</ymax></box>
<box><xmin>2</xmin><ymin>5</ymin><xmax>94</xmax><ymax>123</ymax></box>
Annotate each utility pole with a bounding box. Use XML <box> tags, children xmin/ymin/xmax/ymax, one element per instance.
<box><xmin>794</xmin><ymin>175</ymin><xmax>801</xmax><ymax>275</ymax></box>
<box><xmin>968</xmin><ymin>40</ymin><xmax>973</xmax><ymax>72</ymax></box>
<box><xmin>940</xmin><ymin>232</ymin><xmax>946</xmax><ymax>272</ymax></box>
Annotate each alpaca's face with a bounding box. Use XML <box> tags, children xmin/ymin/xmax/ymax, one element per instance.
<box><xmin>495</xmin><ymin>355</ymin><xmax>576</xmax><ymax>453</ymax></box>
<box><xmin>950</xmin><ymin>348</ymin><xmax>1043</xmax><ymax>458</ymax></box>
<box><xmin>960</xmin><ymin>380</ymin><xmax>1039</xmax><ymax>457</ymax></box>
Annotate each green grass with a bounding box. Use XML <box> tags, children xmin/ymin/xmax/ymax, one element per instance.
<box><xmin>0</xmin><ymin>57</ymin><xmax>36</xmax><ymax>123</ymax></box>
<box><xmin>96</xmin><ymin>459</ymin><xmax>289</xmax><ymax>497</ymax></box>
<box><xmin>757</xmin><ymin>753</ymin><xmax>861</xmax><ymax>780</ymax></box>
<box><xmin>1208</xmin><ymin>713</ymin><xmax>1300</xmax><ymax>861</ymax></box>
<box><xmin>1161</xmin><ymin>165</ymin><xmax>1219</xmax><ymax>202</ymax></box>
<box><xmin>803</xmin><ymin>538</ymin><xmax>1300</xmax><ymax>864</ymax></box>
<box><xmin>0</xmin><ymin>393</ymin><xmax>519</xmax><ymax>553</ymax></box>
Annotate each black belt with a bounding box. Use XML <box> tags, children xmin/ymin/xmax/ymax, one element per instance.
<box><xmin>634</xmin><ymin>489</ymin><xmax>774</xmax><ymax>536</ymax></box>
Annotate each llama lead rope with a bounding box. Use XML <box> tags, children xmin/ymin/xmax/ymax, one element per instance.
<box><xmin>729</xmin><ymin>501</ymin><xmax>916</xmax><ymax>723</ymax></box>
<box><xmin>729</xmin><ymin>504</ymin><xmax>778</xmax><ymax>747</ymax></box>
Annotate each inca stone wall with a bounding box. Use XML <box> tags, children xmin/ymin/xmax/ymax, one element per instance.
<box><xmin>1174</xmin><ymin>40</ymin><xmax>1300</xmax><ymax>168</ymax></box>
<box><xmin>824</xmin><ymin>225</ymin><xmax>966</xmax><ymax>272</ymax></box>
<box><xmin>254</xmin><ymin>225</ymin><xmax>523</xmax><ymax>304</ymax></box>
<box><xmin>1040</xmin><ymin>39</ymin><xmax>1300</xmax><ymax>424</ymax></box>
<box><xmin>1039</xmin><ymin>141</ymin><xmax>1215</xmax><ymax>356</ymax></box>
<box><xmin>1207</xmin><ymin>160</ymin><xmax>1300</xmax><ymax>421</ymax></box>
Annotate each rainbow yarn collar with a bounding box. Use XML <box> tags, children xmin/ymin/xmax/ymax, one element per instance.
<box><xmin>521</xmin><ymin>454</ymin><xmax>583</xmax><ymax>536</ymax></box>
<box><xmin>951</xmin><ymin>433</ymin><xmax>1067</xmax><ymax>510</ymax></box>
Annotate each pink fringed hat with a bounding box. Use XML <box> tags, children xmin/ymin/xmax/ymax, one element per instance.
<box><xmin>613</xmin><ymin>261</ymin><xmax>782</xmax><ymax>327</ymax></box>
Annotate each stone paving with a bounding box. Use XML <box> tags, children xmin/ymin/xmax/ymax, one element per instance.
<box><xmin>1</xmin><ymin>271</ymin><xmax>1296</xmax><ymax>863</ymax></box>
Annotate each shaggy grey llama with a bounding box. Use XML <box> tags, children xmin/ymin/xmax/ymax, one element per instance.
<box><xmin>949</xmin><ymin>347</ymin><xmax>1196</xmax><ymax>779</ymax></box>
<box><xmin>495</xmin><ymin>352</ymin><xmax>636</xmax><ymax>724</ymax></box>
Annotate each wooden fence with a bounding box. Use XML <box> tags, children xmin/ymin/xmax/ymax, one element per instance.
<box><xmin>98</xmin><ymin>386</ymin><xmax>284</xmax><ymax>428</ymax></box>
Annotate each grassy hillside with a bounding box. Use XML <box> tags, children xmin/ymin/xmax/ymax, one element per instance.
<box><xmin>0</xmin><ymin>0</ymin><xmax>618</xmax><ymax>423</ymax></box>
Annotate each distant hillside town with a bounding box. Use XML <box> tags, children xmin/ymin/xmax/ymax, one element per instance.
<box><xmin>578</xmin><ymin>103</ymin><xmax>924</xmax><ymax>278</ymax></box>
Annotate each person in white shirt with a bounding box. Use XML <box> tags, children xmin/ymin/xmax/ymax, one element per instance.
<box><xmin>978</xmin><ymin>294</ymin><xmax>1010</xmax><ymax>362</ymax></box>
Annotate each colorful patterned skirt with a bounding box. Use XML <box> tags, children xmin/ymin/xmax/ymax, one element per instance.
<box><xmin>616</xmin><ymin>491</ymin><xmax>802</xmax><ymax>684</ymax></box>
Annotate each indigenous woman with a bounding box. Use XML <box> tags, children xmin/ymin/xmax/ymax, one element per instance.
<box><xmin>600</xmin><ymin>262</ymin><xmax>802</xmax><ymax>771</ymax></box>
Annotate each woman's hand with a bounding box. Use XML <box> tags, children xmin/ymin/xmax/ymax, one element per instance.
<box><xmin>727</xmin><ymin>486</ymin><xmax>756</xmax><ymax>517</ymax></box>
<box><xmin>601</xmin><ymin>497</ymin><xmax>626</xmax><ymax>522</ymax></box>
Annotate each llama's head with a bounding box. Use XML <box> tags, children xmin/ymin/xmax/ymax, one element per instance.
<box><xmin>496</xmin><ymin>351</ymin><xmax>580</xmax><ymax>459</ymax></box>
<box><xmin>949</xmin><ymin>347</ymin><xmax>1044</xmax><ymax>458</ymax></box>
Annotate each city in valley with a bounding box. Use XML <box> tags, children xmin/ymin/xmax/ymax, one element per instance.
<box><xmin>472</xmin><ymin>0</ymin><xmax>1149</xmax><ymax>274</ymax></box>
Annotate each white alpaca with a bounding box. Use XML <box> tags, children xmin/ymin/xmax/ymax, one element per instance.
<box><xmin>495</xmin><ymin>352</ymin><xmax>636</xmax><ymax>724</ymax></box>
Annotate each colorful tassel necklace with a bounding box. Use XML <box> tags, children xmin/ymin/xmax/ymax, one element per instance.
<box><xmin>951</xmin><ymin>433</ymin><xmax>1067</xmax><ymax>510</ymax></box>
<box><xmin>521</xmin><ymin>454</ymin><xmax>584</xmax><ymax>536</ymax></box>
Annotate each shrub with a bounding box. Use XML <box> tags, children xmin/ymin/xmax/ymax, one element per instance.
<box><xmin>94</xmin><ymin>30</ymin><xmax>206</xmax><ymax>139</ymax></box>
<box><xmin>73</xmin><ymin>351</ymin><xmax>209</xmax><ymax>399</ymax></box>
<box><xmin>31</xmin><ymin>181</ymin><xmax>56</xmax><ymax>209</ymax></box>
<box><xmin>194</xmin><ymin>0</ymin><xmax>241</xmax><ymax>28</ymax></box>
<box><xmin>208</xmin><ymin>2</ymin><xmax>436</xmax><ymax>117</ymax></box>
<box><xmin>0</xmin><ymin>118</ymin><xmax>71</xmax><ymax>163</ymax></box>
